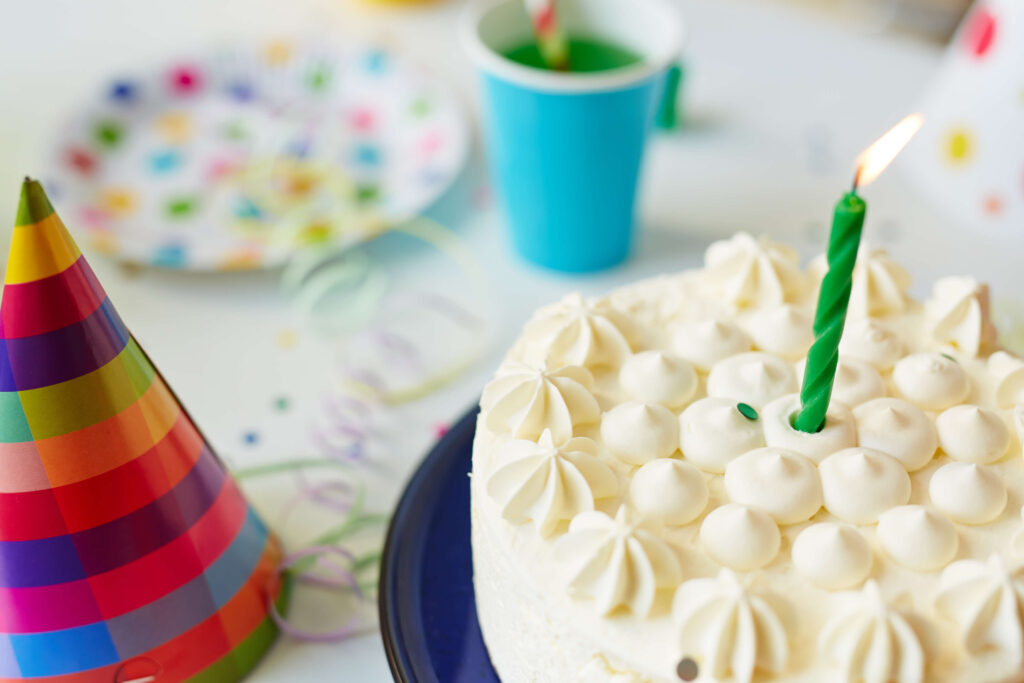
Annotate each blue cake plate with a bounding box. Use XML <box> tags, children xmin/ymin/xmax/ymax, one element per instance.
<box><xmin>379</xmin><ymin>406</ymin><xmax>500</xmax><ymax>682</ymax></box>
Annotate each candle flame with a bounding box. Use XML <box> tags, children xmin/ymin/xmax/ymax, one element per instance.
<box><xmin>854</xmin><ymin>113</ymin><xmax>924</xmax><ymax>189</ymax></box>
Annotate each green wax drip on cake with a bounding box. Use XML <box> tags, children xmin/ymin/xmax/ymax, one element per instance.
<box><xmin>794</xmin><ymin>192</ymin><xmax>866</xmax><ymax>433</ymax></box>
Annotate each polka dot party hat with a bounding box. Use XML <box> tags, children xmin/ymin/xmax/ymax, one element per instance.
<box><xmin>903</xmin><ymin>0</ymin><xmax>1024</xmax><ymax>235</ymax></box>
<box><xmin>0</xmin><ymin>179</ymin><xmax>287</xmax><ymax>681</ymax></box>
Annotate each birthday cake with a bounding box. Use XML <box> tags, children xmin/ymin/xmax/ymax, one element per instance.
<box><xmin>470</xmin><ymin>233</ymin><xmax>1024</xmax><ymax>683</ymax></box>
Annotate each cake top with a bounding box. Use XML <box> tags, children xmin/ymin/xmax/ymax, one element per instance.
<box><xmin>475</xmin><ymin>233</ymin><xmax>1024</xmax><ymax>683</ymax></box>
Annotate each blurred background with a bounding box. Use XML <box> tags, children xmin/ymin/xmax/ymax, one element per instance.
<box><xmin>0</xmin><ymin>0</ymin><xmax>1019</xmax><ymax>680</ymax></box>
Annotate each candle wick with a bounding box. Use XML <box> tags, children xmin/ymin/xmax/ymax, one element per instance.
<box><xmin>851</xmin><ymin>166</ymin><xmax>863</xmax><ymax>194</ymax></box>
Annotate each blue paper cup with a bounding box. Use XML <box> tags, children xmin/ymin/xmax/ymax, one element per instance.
<box><xmin>462</xmin><ymin>0</ymin><xmax>683</xmax><ymax>272</ymax></box>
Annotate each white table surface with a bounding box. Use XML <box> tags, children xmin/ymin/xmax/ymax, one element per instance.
<box><xmin>1</xmin><ymin>1</ymin><xmax>1012</xmax><ymax>681</ymax></box>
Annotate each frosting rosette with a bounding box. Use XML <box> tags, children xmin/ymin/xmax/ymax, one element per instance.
<box><xmin>791</xmin><ymin>523</ymin><xmax>872</xmax><ymax>590</ymax></box>
<box><xmin>723</xmin><ymin>447</ymin><xmax>822</xmax><ymax>524</ymax></box>
<box><xmin>486</xmin><ymin>430</ymin><xmax>618</xmax><ymax>536</ymax></box>
<box><xmin>629</xmin><ymin>459</ymin><xmax>708</xmax><ymax>526</ymax></box>
<box><xmin>892</xmin><ymin>352</ymin><xmax>970</xmax><ymax>411</ymax></box>
<box><xmin>679</xmin><ymin>397</ymin><xmax>766</xmax><ymax>473</ymax></box>
<box><xmin>556</xmin><ymin>506</ymin><xmax>683</xmax><ymax>617</ymax></box>
<box><xmin>481</xmin><ymin>362</ymin><xmax>600</xmax><ymax>442</ymax></box>
<box><xmin>876</xmin><ymin>505</ymin><xmax>958</xmax><ymax>571</ymax></box>
<box><xmin>670</xmin><ymin>318</ymin><xmax>752</xmax><ymax>371</ymax></box>
<box><xmin>601</xmin><ymin>401</ymin><xmax>680</xmax><ymax>465</ymax></box>
<box><xmin>936</xmin><ymin>404</ymin><xmax>1010</xmax><ymax>464</ymax></box>
<box><xmin>619</xmin><ymin>350</ymin><xmax>698</xmax><ymax>408</ymax></box>
<box><xmin>818</xmin><ymin>447</ymin><xmax>911</xmax><ymax>524</ymax></box>
<box><xmin>819</xmin><ymin>581</ymin><xmax>926</xmax><ymax>683</ymax></box>
<box><xmin>838</xmin><ymin>318</ymin><xmax>905</xmax><ymax>371</ymax></box>
<box><xmin>929</xmin><ymin>462</ymin><xmax>1007</xmax><ymax>524</ymax></box>
<box><xmin>926</xmin><ymin>276</ymin><xmax>997</xmax><ymax>358</ymax></box>
<box><xmin>700</xmin><ymin>503</ymin><xmax>781</xmax><ymax>570</ymax></box>
<box><xmin>702</xmin><ymin>233</ymin><xmax>805</xmax><ymax>310</ymax></box>
<box><xmin>524</xmin><ymin>292</ymin><xmax>634</xmax><ymax>368</ymax></box>
<box><xmin>673</xmin><ymin>569</ymin><xmax>793</xmax><ymax>683</ymax></box>
<box><xmin>936</xmin><ymin>555</ymin><xmax>1024</xmax><ymax>677</ymax></box>
<box><xmin>853</xmin><ymin>398</ymin><xmax>938</xmax><ymax>472</ymax></box>
<box><xmin>706</xmin><ymin>352</ymin><xmax>797</xmax><ymax>410</ymax></box>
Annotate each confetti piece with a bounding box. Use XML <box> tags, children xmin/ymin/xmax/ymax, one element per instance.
<box><xmin>273</xmin><ymin>396</ymin><xmax>291</xmax><ymax>412</ymax></box>
<box><xmin>243</xmin><ymin>431</ymin><xmax>260</xmax><ymax>446</ymax></box>
<box><xmin>945</xmin><ymin>128</ymin><xmax>973</xmax><ymax>164</ymax></box>
<box><xmin>737</xmin><ymin>403</ymin><xmax>758</xmax><ymax>420</ymax></box>
<box><xmin>277</xmin><ymin>329</ymin><xmax>299</xmax><ymax>349</ymax></box>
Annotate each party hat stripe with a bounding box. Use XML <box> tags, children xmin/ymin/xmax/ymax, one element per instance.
<box><xmin>36</xmin><ymin>376</ymin><xmax>180</xmax><ymax>488</ymax></box>
<box><xmin>0</xmin><ymin>451</ymin><xmax>225</xmax><ymax>588</ymax></box>
<box><xmin>0</xmin><ymin>395</ymin><xmax>32</xmax><ymax>445</ymax></box>
<box><xmin>0</xmin><ymin>477</ymin><xmax>247</xmax><ymax>635</ymax></box>
<box><xmin>0</xmin><ymin>487</ymin><xmax>67</xmax><ymax>543</ymax></box>
<box><xmin>0</xmin><ymin>575</ymin><xmax>103</xmax><ymax>634</ymax></box>
<box><xmin>17</xmin><ymin>337</ymin><xmax>154</xmax><ymax>441</ymax></box>
<box><xmin>0</xmin><ymin>636</ymin><xmax>14</xmax><ymax>677</ymax></box>
<box><xmin>90</xmin><ymin>478</ymin><xmax>248</xmax><ymax>620</ymax></box>
<box><xmin>4</xmin><ymin>214</ymin><xmax>81</xmax><ymax>286</ymax></box>
<box><xmin>0</xmin><ymin>299</ymin><xmax>130</xmax><ymax>392</ymax></box>
<box><xmin>0</xmin><ymin>256</ymin><xmax>107</xmax><ymax>340</ymax></box>
<box><xmin>8</xmin><ymin>621</ymin><xmax>119</xmax><ymax>677</ymax></box>
<box><xmin>47</xmin><ymin>413</ymin><xmax>203</xmax><ymax>536</ymax></box>
<box><xmin>0</xmin><ymin>510</ymin><xmax>268</xmax><ymax>676</ymax></box>
<box><xmin>109</xmin><ymin>511</ymin><xmax>269</xmax><ymax>659</ymax></box>
<box><xmin>0</xmin><ymin>442</ymin><xmax>47</xmax><ymax>496</ymax></box>
<box><xmin>0</xmin><ymin>540</ymin><xmax>283</xmax><ymax>682</ymax></box>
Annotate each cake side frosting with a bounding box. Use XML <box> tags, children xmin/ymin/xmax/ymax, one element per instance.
<box><xmin>471</xmin><ymin>233</ymin><xmax>1024</xmax><ymax>683</ymax></box>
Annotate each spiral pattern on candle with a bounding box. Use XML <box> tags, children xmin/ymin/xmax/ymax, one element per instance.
<box><xmin>794</xmin><ymin>198</ymin><xmax>864</xmax><ymax>432</ymax></box>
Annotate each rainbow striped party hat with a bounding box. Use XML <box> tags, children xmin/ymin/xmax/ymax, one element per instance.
<box><xmin>0</xmin><ymin>179</ymin><xmax>287</xmax><ymax>682</ymax></box>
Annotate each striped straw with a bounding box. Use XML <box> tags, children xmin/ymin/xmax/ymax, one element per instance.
<box><xmin>524</xmin><ymin>0</ymin><xmax>569</xmax><ymax>70</ymax></box>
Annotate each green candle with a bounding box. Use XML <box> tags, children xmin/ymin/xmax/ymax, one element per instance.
<box><xmin>793</xmin><ymin>192</ymin><xmax>866</xmax><ymax>433</ymax></box>
<box><xmin>792</xmin><ymin>114</ymin><xmax>924</xmax><ymax>433</ymax></box>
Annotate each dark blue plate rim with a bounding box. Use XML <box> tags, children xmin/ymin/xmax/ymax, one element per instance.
<box><xmin>378</xmin><ymin>405</ymin><xmax>485</xmax><ymax>683</ymax></box>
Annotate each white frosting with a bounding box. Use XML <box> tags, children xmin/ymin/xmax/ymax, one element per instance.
<box><xmin>761</xmin><ymin>394</ymin><xmax>857</xmax><ymax>464</ymax></box>
<box><xmin>472</xmin><ymin>233</ymin><xmax>1024</xmax><ymax>682</ymax></box>
<box><xmin>853</xmin><ymin>398</ymin><xmax>938</xmax><ymax>472</ymax></box>
<box><xmin>678</xmin><ymin>397</ymin><xmax>765</xmax><ymax>473</ymax></box>
<box><xmin>928</xmin><ymin>462</ymin><xmax>1006</xmax><ymax>525</ymax></box>
<box><xmin>744</xmin><ymin>305</ymin><xmax>813</xmax><ymax>360</ymax></box>
<box><xmin>706</xmin><ymin>352</ymin><xmax>797</xmax><ymax>410</ymax></box>
<box><xmin>989</xmin><ymin>351</ymin><xmax>1024</xmax><ymax>409</ymax></box>
<box><xmin>926</xmin><ymin>276</ymin><xmax>997</xmax><ymax>358</ymax></box>
<box><xmin>481</xmin><ymin>363</ymin><xmax>600</xmax><ymax>442</ymax></box>
<box><xmin>619</xmin><ymin>351</ymin><xmax>697</xmax><ymax>409</ymax></box>
<box><xmin>673</xmin><ymin>569</ymin><xmax>793</xmax><ymax>683</ymax></box>
<box><xmin>936</xmin><ymin>404</ymin><xmax>1010</xmax><ymax>464</ymax></box>
<box><xmin>818</xmin><ymin>448</ymin><xmax>911</xmax><ymax>524</ymax></box>
<box><xmin>1012</xmin><ymin>507</ymin><xmax>1024</xmax><ymax>560</ymax></box>
<box><xmin>702</xmin><ymin>232</ymin><xmax>805</xmax><ymax>310</ymax></box>
<box><xmin>892</xmin><ymin>352</ymin><xmax>970</xmax><ymax>411</ymax></box>
<box><xmin>796</xmin><ymin>357</ymin><xmax>886</xmax><ymax>408</ymax></box>
<box><xmin>812</xmin><ymin>245</ymin><xmax>910</xmax><ymax>319</ymax></box>
<box><xmin>669</xmin><ymin>319</ymin><xmax>751</xmax><ymax>371</ymax></box>
<box><xmin>525</xmin><ymin>292</ymin><xmax>633</xmax><ymax>368</ymax></box>
<box><xmin>601</xmin><ymin>402</ymin><xmax>679</xmax><ymax>466</ymax></box>
<box><xmin>486</xmin><ymin>431</ymin><xmax>618</xmax><ymax>536</ymax></box>
<box><xmin>700</xmin><ymin>503</ymin><xmax>781</xmax><ymax>571</ymax></box>
<box><xmin>936</xmin><ymin>555</ymin><xmax>1024</xmax><ymax>676</ymax></box>
<box><xmin>723</xmin><ymin>447</ymin><xmax>822</xmax><ymax>524</ymax></box>
<box><xmin>838</xmin><ymin>318</ymin><xmax>905</xmax><ymax>371</ymax></box>
<box><xmin>791</xmin><ymin>523</ymin><xmax>872</xmax><ymax>590</ymax></box>
<box><xmin>877</xmin><ymin>505</ymin><xmax>959</xmax><ymax>571</ymax></box>
<box><xmin>629</xmin><ymin>459</ymin><xmax>708</xmax><ymax>526</ymax></box>
<box><xmin>819</xmin><ymin>581</ymin><xmax>925</xmax><ymax>683</ymax></box>
<box><xmin>556</xmin><ymin>507</ymin><xmax>682</xmax><ymax>617</ymax></box>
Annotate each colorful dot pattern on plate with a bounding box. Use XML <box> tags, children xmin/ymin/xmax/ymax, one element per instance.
<box><xmin>902</xmin><ymin>0</ymin><xmax>1024</xmax><ymax>236</ymax></box>
<box><xmin>49</xmin><ymin>42</ymin><xmax>469</xmax><ymax>271</ymax></box>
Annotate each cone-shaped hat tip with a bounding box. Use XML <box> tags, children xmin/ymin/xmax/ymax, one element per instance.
<box><xmin>16</xmin><ymin>177</ymin><xmax>55</xmax><ymax>227</ymax></box>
